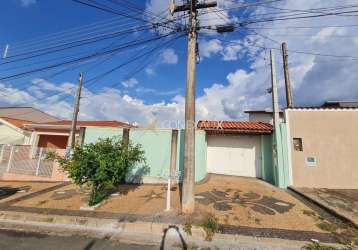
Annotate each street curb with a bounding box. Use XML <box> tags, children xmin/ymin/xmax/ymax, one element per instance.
<box><xmin>288</xmin><ymin>187</ymin><xmax>358</xmax><ymax>229</ymax></box>
<box><xmin>0</xmin><ymin>210</ymin><xmax>341</xmax><ymax>250</ymax></box>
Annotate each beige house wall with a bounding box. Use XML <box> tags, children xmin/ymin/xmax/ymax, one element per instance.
<box><xmin>287</xmin><ymin>109</ymin><xmax>358</xmax><ymax>188</ymax></box>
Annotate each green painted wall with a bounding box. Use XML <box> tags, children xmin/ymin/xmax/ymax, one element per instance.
<box><xmin>273</xmin><ymin>123</ymin><xmax>290</xmax><ymax>188</ymax></box>
<box><xmin>261</xmin><ymin>135</ymin><xmax>274</xmax><ymax>184</ymax></box>
<box><xmin>84</xmin><ymin>127</ymin><xmax>207</xmax><ymax>182</ymax></box>
<box><xmin>129</xmin><ymin>129</ymin><xmax>172</xmax><ymax>179</ymax></box>
<box><xmin>84</xmin><ymin>127</ymin><xmax>123</xmax><ymax>144</ymax></box>
<box><xmin>176</xmin><ymin>130</ymin><xmax>207</xmax><ymax>182</ymax></box>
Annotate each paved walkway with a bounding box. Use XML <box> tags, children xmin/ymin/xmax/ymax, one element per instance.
<box><xmin>290</xmin><ymin>187</ymin><xmax>358</xmax><ymax>227</ymax></box>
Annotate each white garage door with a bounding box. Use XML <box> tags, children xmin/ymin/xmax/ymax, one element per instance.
<box><xmin>207</xmin><ymin>135</ymin><xmax>262</xmax><ymax>177</ymax></box>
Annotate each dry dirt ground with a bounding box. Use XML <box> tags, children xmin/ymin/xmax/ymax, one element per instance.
<box><xmin>0</xmin><ymin>175</ymin><xmax>357</xmax><ymax>246</ymax></box>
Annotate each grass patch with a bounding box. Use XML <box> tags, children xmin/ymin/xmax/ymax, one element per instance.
<box><xmin>302</xmin><ymin>242</ymin><xmax>340</xmax><ymax>250</ymax></box>
<box><xmin>303</xmin><ymin>209</ymin><xmax>316</xmax><ymax>217</ymax></box>
<box><xmin>316</xmin><ymin>222</ymin><xmax>337</xmax><ymax>232</ymax></box>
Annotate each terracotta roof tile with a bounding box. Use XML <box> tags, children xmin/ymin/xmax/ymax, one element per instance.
<box><xmin>0</xmin><ymin>117</ymin><xmax>34</xmax><ymax>129</ymax></box>
<box><xmin>197</xmin><ymin>120</ymin><xmax>273</xmax><ymax>134</ymax></box>
<box><xmin>44</xmin><ymin>120</ymin><xmax>134</xmax><ymax>128</ymax></box>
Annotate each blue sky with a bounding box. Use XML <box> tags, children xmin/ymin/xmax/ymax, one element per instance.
<box><xmin>1</xmin><ymin>0</ymin><xmax>358</xmax><ymax>126</ymax></box>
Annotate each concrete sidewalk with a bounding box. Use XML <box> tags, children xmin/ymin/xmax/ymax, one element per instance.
<box><xmin>289</xmin><ymin>187</ymin><xmax>358</xmax><ymax>228</ymax></box>
<box><xmin>0</xmin><ymin>210</ymin><xmax>343</xmax><ymax>250</ymax></box>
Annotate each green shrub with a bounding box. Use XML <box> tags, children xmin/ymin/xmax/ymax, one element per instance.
<box><xmin>47</xmin><ymin>137</ymin><xmax>145</xmax><ymax>206</ymax></box>
<box><xmin>183</xmin><ymin>221</ymin><xmax>192</xmax><ymax>236</ymax></box>
<box><xmin>199</xmin><ymin>213</ymin><xmax>219</xmax><ymax>241</ymax></box>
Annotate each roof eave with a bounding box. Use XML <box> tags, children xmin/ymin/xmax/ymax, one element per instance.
<box><xmin>202</xmin><ymin>128</ymin><xmax>272</xmax><ymax>135</ymax></box>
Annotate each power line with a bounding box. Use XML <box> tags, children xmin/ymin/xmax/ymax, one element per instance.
<box><xmin>86</xmin><ymin>33</ymin><xmax>185</xmax><ymax>92</ymax></box>
<box><xmin>260</xmin><ymin>3</ymin><xmax>358</xmax><ymax>17</ymax></box>
<box><xmin>72</xmin><ymin>0</ymin><xmax>178</xmax><ymax>31</ymax></box>
<box><xmin>2</xmin><ymin>33</ymin><xmax>183</xmax><ymax>117</ymax></box>
<box><xmin>240</xmin><ymin>10</ymin><xmax>358</xmax><ymax>25</ymax></box>
<box><xmin>0</xmin><ymin>39</ymin><xmax>123</xmax><ymax>98</ymax></box>
<box><xmin>110</xmin><ymin>0</ymin><xmax>169</xmax><ymax>23</ymax></box>
<box><xmin>215</xmin><ymin>37</ymin><xmax>358</xmax><ymax>61</ymax></box>
<box><xmin>242</xmin><ymin>24</ymin><xmax>358</xmax><ymax>29</ymax></box>
<box><xmin>8</xmin><ymin>20</ymin><xmax>139</xmax><ymax>54</ymax></box>
<box><xmin>199</xmin><ymin>0</ymin><xmax>284</xmax><ymax>15</ymax></box>
<box><xmin>1</xmin><ymin>24</ymin><xmax>153</xmax><ymax>63</ymax></box>
<box><xmin>0</xmin><ymin>32</ymin><xmax>177</xmax><ymax>81</ymax></box>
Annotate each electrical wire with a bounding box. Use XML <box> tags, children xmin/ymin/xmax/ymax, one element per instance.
<box><xmin>3</xmin><ymin>33</ymin><xmax>184</xmax><ymax>117</ymax></box>
<box><xmin>214</xmin><ymin>37</ymin><xmax>358</xmax><ymax>61</ymax></box>
<box><xmin>0</xmin><ymin>32</ymin><xmax>177</xmax><ymax>81</ymax></box>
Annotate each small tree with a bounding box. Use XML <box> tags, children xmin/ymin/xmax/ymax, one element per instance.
<box><xmin>48</xmin><ymin>137</ymin><xmax>145</xmax><ymax>206</ymax></box>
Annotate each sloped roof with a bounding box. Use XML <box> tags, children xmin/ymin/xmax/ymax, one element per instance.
<box><xmin>0</xmin><ymin>107</ymin><xmax>59</xmax><ymax>123</ymax></box>
<box><xmin>0</xmin><ymin>117</ymin><xmax>34</xmax><ymax>129</ymax></box>
<box><xmin>197</xmin><ymin>120</ymin><xmax>273</xmax><ymax>135</ymax></box>
<box><xmin>44</xmin><ymin>120</ymin><xmax>133</xmax><ymax>128</ymax></box>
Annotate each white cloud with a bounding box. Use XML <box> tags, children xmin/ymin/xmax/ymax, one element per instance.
<box><xmin>160</xmin><ymin>49</ymin><xmax>178</xmax><ymax>64</ymax></box>
<box><xmin>222</xmin><ymin>41</ymin><xmax>242</xmax><ymax>61</ymax></box>
<box><xmin>135</xmin><ymin>87</ymin><xmax>181</xmax><ymax>96</ymax></box>
<box><xmin>145</xmin><ymin>67</ymin><xmax>155</xmax><ymax>76</ymax></box>
<box><xmin>3</xmin><ymin>0</ymin><xmax>358</xmax><ymax>127</ymax></box>
<box><xmin>203</xmin><ymin>0</ymin><xmax>358</xmax><ymax>109</ymax></box>
<box><xmin>144</xmin><ymin>48</ymin><xmax>179</xmax><ymax>76</ymax></box>
<box><xmin>0</xmin><ymin>83</ymin><xmax>35</xmax><ymax>105</ymax></box>
<box><xmin>19</xmin><ymin>0</ymin><xmax>36</xmax><ymax>7</ymax></box>
<box><xmin>121</xmin><ymin>78</ymin><xmax>139</xmax><ymax>88</ymax></box>
<box><xmin>200</xmin><ymin>39</ymin><xmax>223</xmax><ymax>58</ymax></box>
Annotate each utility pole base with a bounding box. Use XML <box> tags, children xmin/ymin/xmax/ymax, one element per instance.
<box><xmin>182</xmin><ymin>201</ymin><xmax>195</xmax><ymax>214</ymax></box>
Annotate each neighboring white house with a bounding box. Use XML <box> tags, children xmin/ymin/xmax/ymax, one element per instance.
<box><xmin>0</xmin><ymin>107</ymin><xmax>60</xmax><ymax>145</ymax></box>
<box><xmin>0</xmin><ymin>117</ymin><xmax>32</xmax><ymax>145</ymax></box>
<box><xmin>0</xmin><ymin>107</ymin><xmax>134</xmax><ymax>148</ymax></box>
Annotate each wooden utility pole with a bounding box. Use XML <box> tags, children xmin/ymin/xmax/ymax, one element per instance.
<box><xmin>270</xmin><ymin>50</ymin><xmax>280</xmax><ymax>127</ymax></box>
<box><xmin>171</xmin><ymin>0</ymin><xmax>232</xmax><ymax>214</ymax></box>
<box><xmin>69</xmin><ymin>72</ymin><xmax>84</xmax><ymax>148</ymax></box>
<box><xmin>270</xmin><ymin>49</ymin><xmax>280</xmax><ymax>186</ymax></box>
<box><xmin>281</xmin><ymin>42</ymin><xmax>294</xmax><ymax>108</ymax></box>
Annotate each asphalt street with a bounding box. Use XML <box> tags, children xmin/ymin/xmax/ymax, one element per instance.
<box><xmin>0</xmin><ymin>228</ymin><xmax>161</xmax><ymax>250</ymax></box>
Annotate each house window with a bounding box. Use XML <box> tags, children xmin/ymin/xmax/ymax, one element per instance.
<box><xmin>293</xmin><ymin>138</ymin><xmax>303</xmax><ymax>151</ymax></box>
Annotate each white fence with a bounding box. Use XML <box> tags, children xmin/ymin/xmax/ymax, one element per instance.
<box><xmin>0</xmin><ymin>145</ymin><xmax>55</xmax><ymax>178</ymax></box>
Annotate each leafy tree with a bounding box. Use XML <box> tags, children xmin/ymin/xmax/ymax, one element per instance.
<box><xmin>47</xmin><ymin>137</ymin><xmax>145</xmax><ymax>206</ymax></box>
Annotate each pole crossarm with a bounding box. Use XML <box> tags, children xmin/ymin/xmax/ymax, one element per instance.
<box><xmin>172</xmin><ymin>1</ymin><xmax>217</xmax><ymax>14</ymax></box>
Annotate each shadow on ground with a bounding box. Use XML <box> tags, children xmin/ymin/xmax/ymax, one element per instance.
<box><xmin>0</xmin><ymin>186</ymin><xmax>31</xmax><ymax>200</ymax></box>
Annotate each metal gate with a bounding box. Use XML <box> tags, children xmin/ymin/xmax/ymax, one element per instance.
<box><xmin>0</xmin><ymin>145</ymin><xmax>55</xmax><ymax>177</ymax></box>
